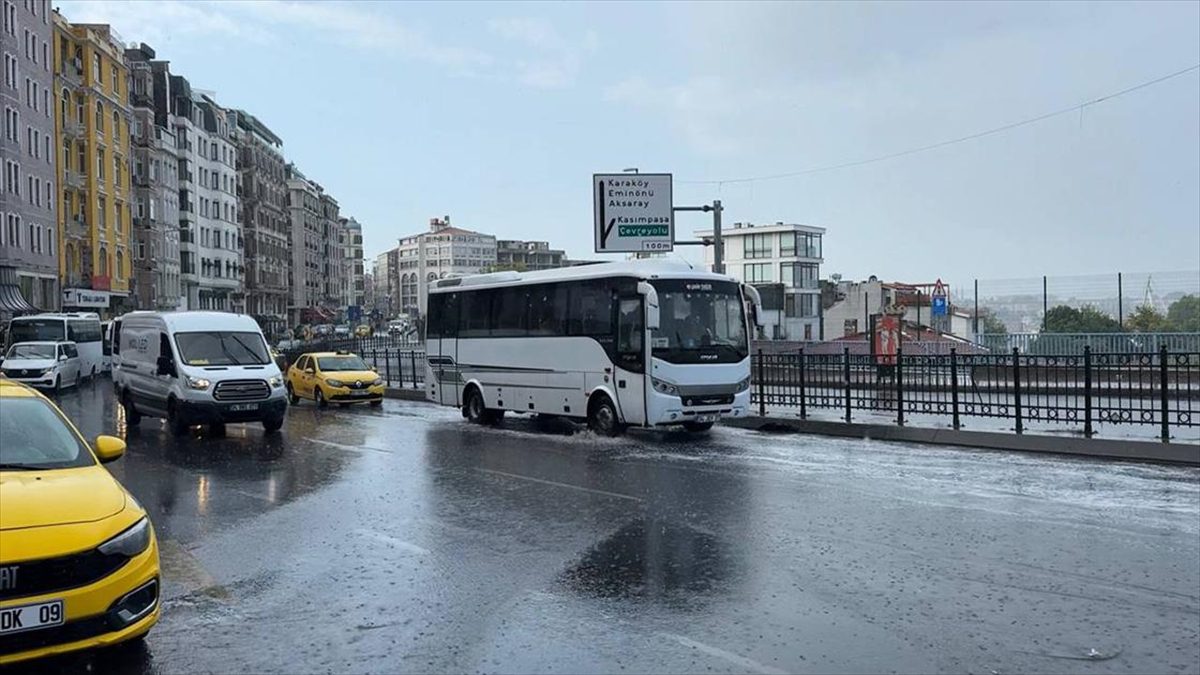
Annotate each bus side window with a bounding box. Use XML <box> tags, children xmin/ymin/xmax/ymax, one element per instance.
<box><xmin>443</xmin><ymin>293</ymin><xmax>459</xmax><ymax>338</ymax></box>
<box><xmin>460</xmin><ymin>289</ymin><xmax>492</xmax><ymax>338</ymax></box>
<box><xmin>491</xmin><ymin>287</ymin><xmax>528</xmax><ymax>338</ymax></box>
<box><xmin>529</xmin><ymin>284</ymin><xmax>567</xmax><ymax>337</ymax></box>
<box><xmin>427</xmin><ymin>294</ymin><xmax>444</xmax><ymax>339</ymax></box>
<box><xmin>569</xmin><ymin>280</ymin><xmax>612</xmax><ymax>337</ymax></box>
<box><xmin>67</xmin><ymin>320</ymin><xmax>80</xmax><ymax>342</ymax></box>
<box><xmin>617</xmin><ymin>298</ymin><xmax>644</xmax><ymax>354</ymax></box>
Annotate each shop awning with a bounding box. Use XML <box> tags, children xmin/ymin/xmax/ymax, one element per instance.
<box><xmin>0</xmin><ymin>284</ymin><xmax>37</xmax><ymax>312</ymax></box>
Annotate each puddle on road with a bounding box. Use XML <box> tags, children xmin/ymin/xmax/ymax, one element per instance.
<box><xmin>559</xmin><ymin>517</ymin><xmax>731</xmax><ymax>604</ymax></box>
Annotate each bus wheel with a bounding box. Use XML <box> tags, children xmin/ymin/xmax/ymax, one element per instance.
<box><xmin>464</xmin><ymin>387</ymin><xmax>487</xmax><ymax>424</ymax></box>
<box><xmin>683</xmin><ymin>421</ymin><xmax>714</xmax><ymax>433</ymax></box>
<box><xmin>587</xmin><ymin>394</ymin><xmax>624</xmax><ymax>437</ymax></box>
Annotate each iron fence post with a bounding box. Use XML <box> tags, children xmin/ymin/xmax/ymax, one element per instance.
<box><xmin>407</xmin><ymin>350</ymin><xmax>415</xmax><ymax>389</ymax></box>
<box><xmin>1160</xmin><ymin>344</ymin><xmax>1170</xmax><ymax>443</ymax></box>
<box><xmin>757</xmin><ymin>349</ymin><xmax>766</xmax><ymax>417</ymax></box>
<box><xmin>385</xmin><ymin>349</ymin><xmax>392</xmax><ymax>385</ymax></box>
<box><xmin>1083</xmin><ymin>346</ymin><xmax>1093</xmax><ymax>438</ymax></box>
<box><xmin>843</xmin><ymin>347</ymin><xmax>852</xmax><ymax>423</ymax></box>
<box><xmin>950</xmin><ymin>348</ymin><xmax>960</xmax><ymax>430</ymax></box>
<box><xmin>1012</xmin><ymin>347</ymin><xmax>1023</xmax><ymax>434</ymax></box>
<box><xmin>798</xmin><ymin>347</ymin><xmax>807</xmax><ymax>420</ymax></box>
<box><xmin>896</xmin><ymin>347</ymin><xmax>905</xmax><ymax>426</ymax></box>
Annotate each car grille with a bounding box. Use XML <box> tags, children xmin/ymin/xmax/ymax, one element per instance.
<box><xmin>0</xmin><ymin>613</ymin><xmax>112</xmax><ymax>655</ymax></box>
<box><xmin>345</xmin><ymin>379</ymin><xmax>372</xmax><ymax>390</ymax></box>
<box><xmin>2</xmin><ymin>368</ymin><xmax>39</xmax><ymax>378</ymax></box>
<box><xmin>213</xmin><ymin>379</ymin><xmax>270</xmax><ymax>401</ymax></box>
<box><xmin>0</xmin><ymin>549</ymin><xmax>129</xmax><ymax>601</ymax></box>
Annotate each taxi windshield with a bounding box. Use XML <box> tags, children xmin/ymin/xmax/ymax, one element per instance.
<box><xmin>317</xmin><ymin>356</ymin><xmax>369</xmax><ymax>372</ymax></box>
<box><xmin>0</xmin><ymin>398</ymin><xmax>93</xmax><ymax>470</ymax></box>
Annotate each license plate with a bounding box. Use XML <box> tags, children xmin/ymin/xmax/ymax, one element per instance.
<box><xmin>695</xmin><ymin>414</ymin><xmax>716</xmax><ymax>423</ymax></box>
<box><xmin>0</xmin><ymin>599</ymin><xmax>64</xmax><ymax>636</ymax></box>
<box><xmin>228</xmin><ymin>403</ymin><xmax>259</xmax><ymax>412</ymax></box>
<box><xmin>351</xmin><ymin>391</ymin><xmax>372</xmax><ymax>397</ymax></box>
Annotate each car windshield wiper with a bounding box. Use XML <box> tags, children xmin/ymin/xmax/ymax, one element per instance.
<box><xmin>227</xmin><ymin>334</ymin><xmax>267</xmax><ymax>365</ymax></box>
<box><xmin>0</xmin><ymin>463</ymin><xmax>59</xmax><ymax>471</ymax></box>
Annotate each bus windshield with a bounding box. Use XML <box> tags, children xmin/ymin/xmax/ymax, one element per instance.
<box><xmin>9</xmin><ymin>319</ymin><xmax>66</xmax><ymax>343</ymax></box>
<box><xmin>650</xmin><ymin>280</ymin><xmax>748</xmax><ymax>364</ymax></box>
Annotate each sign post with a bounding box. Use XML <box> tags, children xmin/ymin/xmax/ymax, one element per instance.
<box><xmin>593</xmin><ymin>173</ymin><xmax>674</xmax><ymax>254</ymax></box>
<box><xmin>931</xmin><ymin>279</ymin><xmax>948</xmax><ymax>317</ymax></box>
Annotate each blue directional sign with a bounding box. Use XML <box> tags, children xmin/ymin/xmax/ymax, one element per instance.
<box><xmin>931</xmin><ymin>296</ymin><xmax>947</xmax><ymax>316</ymax></box>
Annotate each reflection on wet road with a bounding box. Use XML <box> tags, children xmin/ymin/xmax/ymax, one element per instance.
<box><xmin>18</xmin><ymin>381</ymin><xmax>1200</xmax><ymax>674</ymax></box>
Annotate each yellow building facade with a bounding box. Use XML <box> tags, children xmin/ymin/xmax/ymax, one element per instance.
<box><xmin>52</xmin><ymin>13</ymin><xmax>133</xmax><ymax>310</ymax></box>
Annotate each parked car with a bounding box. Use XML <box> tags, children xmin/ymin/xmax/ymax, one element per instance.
<box><xmin>0</xmin><ymin>341</ymin><xmax>82</xmax><ymax>392</ymax></box>
<box><xmin>0</xmin><ymin>379</ymin><xmax>160</xmax><ymax>666</ymax></box>
<box><xmin>112</xmin><ymin>312</ymin><xmax>288</xmax><ymax>435</ymax></box>
<box><xmin>286</xmin><ymin>351</ymin><xmax>384</xmax><ymax>408</ymax></box>
<box><xmin>333</xmin><ymin>325</ymin><xmax>351</xmax><ymax>337</ymax></box>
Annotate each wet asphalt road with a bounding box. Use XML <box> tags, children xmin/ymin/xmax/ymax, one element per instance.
<box><xmin>17</xmin><ymin>378</ymin><xmax>1200</xmax><ymax>674</ymax></box>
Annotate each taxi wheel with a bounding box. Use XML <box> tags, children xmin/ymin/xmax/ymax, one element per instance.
<box><xmin>286</xmin><ymin>382</ymin><xmax>299</xmax><ymax>405</ymax></box>
<box><xmin>370</xmin><ymin>399</ymin><xmax>382</xmax><ymax>407</ymax></box>
<box><xmin>315</xmin><ymin>388</ymin><xmax>328</xmax><ymax>408</ymax></box>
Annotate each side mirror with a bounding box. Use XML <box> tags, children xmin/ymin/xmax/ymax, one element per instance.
<box><xmin>637</xmin><ymin>281</ymin><xmax>661</xmax><ymax>331</ymax></box>
<box><xmin>304</xmin><ymin>368</ymin><xmax>315</xmax><ymax>375</ymax></box>
<box><xmin>156</xmin><ymin>355</ymin><xmax>174</xmax><ymax>376</ymax></box>
<box><xmin>59</xmin><ymin>354</ymin><xmax>69</xmax><ymax>362</ymax></box>
<box><xmin>94</xmin><ymin>435</ymin><xmax>126</xmax><ymax>463</ymax></box>
<box><xmin>742</xmin><ymin>284</ymin><xmax>767</xmax><ymax>329</ymax></box>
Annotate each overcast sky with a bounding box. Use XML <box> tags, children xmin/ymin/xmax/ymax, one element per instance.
<box><xmin>62</xmin><ymin>1</ymin><xmax>1200</xmax><ymax>284</ymax></box>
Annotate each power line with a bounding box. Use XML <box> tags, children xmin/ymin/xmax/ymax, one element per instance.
<box><xmin>678</xmin><ymin>63</ymin><xmax>1200</xmax><ymax>186</ymax></box>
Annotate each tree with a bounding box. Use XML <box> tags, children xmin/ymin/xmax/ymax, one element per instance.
<box><xmin>1166</xmin><ymin>295</ymin><xmax>1200</xmax><ymax>332</ymax></box>
<box><xmin>1042</xmin><ymin>305</ymin><xmax>1121</xmax><ymax>333</ymax></box>
<box><xmin>1125</xmin><ymin>305</ymin><xmax>1169</xmax><ymax>332</ymax></box>
<box><xmin>976</xmin><ymin>308</ymin><xmax>1007</xmax><ymax>334</ymax></box>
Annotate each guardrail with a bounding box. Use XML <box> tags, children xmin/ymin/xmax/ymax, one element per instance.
<box><xmin>752</xmin><ymin>346</ymin><xmax>1199</xmax><ymax>442</ymax></box>
<box><xmin>976</xmin><ymin>332</ymin><xmax>1200</xmax><ymax>355</ymax></box>
<box><xmin>278</xmin><ymin>336</ymin><xmax>426</xmax><ymax>390</ymax></box>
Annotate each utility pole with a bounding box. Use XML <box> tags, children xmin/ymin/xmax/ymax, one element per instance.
<box><xmin>712</xmin><ymin>199</ymin><xmax>724</xmax><ymax>274</ymax></box>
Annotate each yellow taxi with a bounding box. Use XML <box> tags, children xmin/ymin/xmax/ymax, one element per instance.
<box><xmin>285</xmin><ymin>351</ymin><xmax>385</xmax><ymax>408</ymax></box>
<box><xmin>0</xmin><ymin>380</ymin><xmax>160</xmax><ymax>665</ymax></box>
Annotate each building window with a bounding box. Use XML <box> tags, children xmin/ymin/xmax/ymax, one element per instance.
<box><xmin>780</xmin><ymin>232</ymin><xmax>795</xmax><ymax>257</ymax></box>
<box><xmin>92</xmin><ymin>51</ymin><xmax>100</xmax><ymax>85</ymax></box>
<box><xmin>98</xmin><ymin>196</ymin><xmax>106</xmax><ymax>228</ymax></box>
<box><xmin>799</xmin><ymin>294</ymin><xmax>817</xmax><ymax>318</ymax></box>
<box><xmin>797</xmin><ymin>263</ymin><xmax>819</xmax><ymax>289</ymax></box>
<box><xmin>744</xmin><ymin>232</ymin><xmax>772</xmax><ymax>259</ymax></box>
<box><xmin>112</xmin><ymin>110</ymin><xmax>120</xmax><ymax>141</ymax></box>
<box><xmin>97</xmin><ymin>147</ymin><xmax>105</xmax><ymax>180</ymax></box>
<box><xmin>110</xmin><ymin>65</ymin><xmax>118</xmax><ymax>95</ymax></box>
<box><xmin>116</xmin><ymin>250</ymin><xmax>124</xmax><ymax>279</ymax></box>
<box><xmin>743</xmin><ymin>263</ymin><xmax>772</xmax><ymax>284</ymax></box>
<box><xmin>801</xmin><ymin>233</ymin><xmax>821</xmax><ymax>258</ymax></box>
<box><xmin>95</xmin><ymin>100</ymin><xmax>104</xmax><ymax>135</ymax></box>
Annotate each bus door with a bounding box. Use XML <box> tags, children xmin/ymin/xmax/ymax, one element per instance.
<box><xmin>613</xmin><ymin>295</ymin><xmax>646</xmax><ymax>426</ymax></box>
<box><xmin>437</xmin><ymin>292</ymin><xmax>460</xmax><ymax>407</ymax></box>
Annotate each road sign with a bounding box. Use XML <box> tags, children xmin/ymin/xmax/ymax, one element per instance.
<box><xmin>931</xmin><ymin>279</ymin><xmax>948</xmax><ymax>317</ymax></box>
<box><xmin>593</xmin><ymin>173</ymin><xmax>673</xmax><ymax>253</ymax></box>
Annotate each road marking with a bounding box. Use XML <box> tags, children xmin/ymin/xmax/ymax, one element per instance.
<box><xmin>305</xmin><ymin>437</ymin><xmax>392</xmax><ymax>454</ymax></box>
<box><xmin>474</xmin><ymin>468</ymin><xmax>641</xmax><ymax>502</ymax></box>
<box><xmin>354</xmin><ymin>528</ymin><xmax>431</xmax><ymax>556</ymax></box>
<box><xmin>660</xmin><ymin>633</ymin><xmax>788</xmax><ymax>675</ymax></box>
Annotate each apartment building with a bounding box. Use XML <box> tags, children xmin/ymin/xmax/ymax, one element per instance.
<box><xmin>53</xmin><ymin>14</ymin><xmax>133</xmax><ymax>316</ymax></box>
<box><xmin>374</xmin><ymin>247</ymin><xmax>397</xmax><ymax>317</ymax></box>
<box><xmin>125</xmin><ymin>43</ymin><xmax>180</xmax><ymax>311</ymax></box>
<box><xmin>696</xmin><ymin>220</ymin><xmax>825</xmax><ymax>341</ymax></box>
<box><xmin>339</xmin><ymin>216</ymin><xmax>364</xmax><ymax>311</ymax></box>
<box><xmin>318</xmin><ymin>189</ymin><xmax>341</xmax><ymax>314</ymax></box>
<box><xmin>0</xmin><ymin>0</ymin><xmax>56</xmax><ymax>313</ymax></box>
<box><xmin>396</xmin><ymin>216</ymin><xmax>496</xmax><ymax>317</ymax></box>
<box><xmin>164</xmin><ymin>74</ymin><xmax>240</xmax><ymax>311</ymax></box>
<box><xmin>231</xmin><ymin>108</ymin><xmax>287</xmax><ymax>336</ymax></box>
<box><xmin>494</xmin><ymin>239</ymin><xmax>564</xmax><ymax>271</ymax></box>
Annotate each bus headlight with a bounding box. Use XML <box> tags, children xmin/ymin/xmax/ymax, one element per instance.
<box><xmin>651</xmin><ymin>377</ymin><xmax>679</xmax><ymax>396</ymax></box>
<box><xmin>735</xmin><ymin>376</ymin><xmax>751</xmax><ymax>392</ymax></box>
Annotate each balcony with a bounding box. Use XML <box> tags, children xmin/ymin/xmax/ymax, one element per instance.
<box><xmin>64</xmin><ymin>170</ymin><xmax>86</xmax><ymax>191</ymax></box>
<box><xmin>62</xmin><ymin>119</ymin><xmax>84</xmax><ymax>138</ymax></box>
<box><xmin>60</xmin><ymin>61</ymin><xmax>83</xmax><ymax>87</ymax></box>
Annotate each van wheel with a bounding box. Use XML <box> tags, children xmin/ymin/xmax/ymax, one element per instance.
<box><xmin>286</xmin><ymin>382</ymin><xmax>299</xmax><ymax>405</ymax></box>
<box><xmin>683</xmin><ymin>421</ymin><xmax>714</xmax><ymax>433</ymax></box>
<box><xmin>587</xmin><ymin>394</ymin><xmax>624</xmax><ymax>437</ymax></box>
<box><xmin>123</xmin><ymin>392</ymin><xmax>141</xmax><ymax>426</ymax></box>
<box><xmin>315</xmin><ymin>388</ymin><xmax>328</xmax><ymax>408</ymax></box>
<box><xmin>167</xmin><ymin>402</ymin><xmax>189</xmax><ymax>437</ymax></box>
<box><xmin>90</xmin><ymin>365</ymin><xmax>97</xmax><ymax>381</ymax></box>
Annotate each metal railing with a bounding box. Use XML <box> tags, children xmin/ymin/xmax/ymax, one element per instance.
<box><xmin>977</xmin><ymin>332</ymin><xmax>1200</xmax><ymax>355</ymax></box>
<box><xmin>752</xmin><ymin>346</ymin><xmax>1199</xmax><ymax>442</ymax></box>
<box><xmin>278</xmin><ymin>336</ymin><xmax>426</xmax><ymax>390</ymax></box>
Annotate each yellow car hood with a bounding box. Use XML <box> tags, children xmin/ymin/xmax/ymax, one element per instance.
<box><xmin>0</xmin><ymin>466</ymin><xmax>126</xmax><ymax>531</ymax></box>
<box><xmin>323</xmin><ymin>371</ymin><xmax>380</xmax><ymax>384</ymax></box>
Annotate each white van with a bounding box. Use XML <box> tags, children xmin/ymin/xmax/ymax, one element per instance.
<box><xmin>113</xmin><ymin>312</ymin><xmax>288</xmax><ymax>435</ymax></box>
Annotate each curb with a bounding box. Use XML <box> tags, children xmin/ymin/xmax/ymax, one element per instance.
<box><xmin>384</xmin><ymin>387</ymin><xmax>430</xmax><ymax>402</ymax></box>
<box><xmin>723</xmin><ymin>416</ymin><xmax>1200</xmax><ymax>466</ymax></box>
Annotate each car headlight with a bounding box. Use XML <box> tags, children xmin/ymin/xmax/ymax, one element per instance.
<box><xmin>326</xmin><ymin>378</ymin><xmax>344</xmax><ymax>387</ymax></box>
<box><xmin>269</xmin><ymin>375</ymin><xmax>283</xmax><ymax>388</ymax></box>
<box><xmin>372</xmin><ymin>377</ymin><xmax>384</xmax><ymax>386</ymax></box>
<box><xmin>186</xmin><ymin>376</ymin><xmax>211</xmax><ymax>390</ymax></box>
<box><xmin>98</xmin><ymin>517</ymin><xmax>151</xmax><ymax>557</ymax></box>
<box><xmin>651</xmin><ymin>377</ymin><xmax>680</xmax><ymax>396</ymax></box>
<box><xmin>40</xmin><ymin>367</ymin><xmax>54</xmax><ymax>376</ymax></box>
<box><xmin>735</xmin><ymin>376</ymin><xmax>751</xmax><ymax>392</ymax></box>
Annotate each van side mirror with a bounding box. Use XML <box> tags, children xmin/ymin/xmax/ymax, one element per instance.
<box><xmin>637</xmin><ymin>281</ymin><xmax>661</xmax><ymax>331</ymax></box>
<box><xmin>58</xmin><ymin>354</ymin><xmax>69</xmax><ymax>362</ymax></box>
<box><xmin>156</xmin><ymin>355</ymin><xmax>175</xmax><ymax>376</ymax></box>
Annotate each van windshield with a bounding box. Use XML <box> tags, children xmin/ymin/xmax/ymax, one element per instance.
<box><xmin>7</xmin><ymin>343</ymin><xmax>56</xmax><ymax>359</ymax></box>
<box><xmin>175</xmin><ymin>332</ymin><xmax>270</xmax><ymax>366</ymax></box>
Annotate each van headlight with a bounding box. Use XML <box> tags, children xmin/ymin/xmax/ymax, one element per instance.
<box><xmin>735</xmin><ymin>376</ymin><xmax>751</xmax><ymax>392</ymax></box>
<box><xmin>186</xmin><ymin>376</ymin><xmax>211</xmax><ymax>390</ymax></box>
<box><xmin>99</xmin><ymin>518</ymin><xmax>151</xmax><ymax>557</ymax></box>
<box><xmin>651</xmin><ymin>377</ymin><xmax>679</xmax><ymax>396</ymax></box>
<box><xmin>269</xmin><ymin>375</ymin><xmax>283</xmax><ymax>388</ymax></box>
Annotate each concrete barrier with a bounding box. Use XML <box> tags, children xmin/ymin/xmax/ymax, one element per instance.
<box><xmin>384</xmin><ymin>387</ymin><xmax>431</xmax><ymax>403</ymax></box>
<box><xmin>723</xmin><ymin>416</ymin><xmax>1200</xmax><ymax>466</ymax></box>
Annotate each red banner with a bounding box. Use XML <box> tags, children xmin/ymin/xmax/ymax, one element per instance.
<box><xmin>875</xmin><ymin>315</ymin><xmax>900</xmax><ymax>365</ymax></box>
<box><xmin>91</xmin><ymin>275</ymin><xmax>111</xmax><ymax>291</ymax></box>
